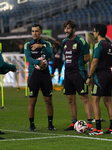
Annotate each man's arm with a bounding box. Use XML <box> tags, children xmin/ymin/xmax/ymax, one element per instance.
<box><xmin>84</xmin><ymin>53</ymin><xmax>90</xmax><ymax>64</ymax></box>
<box><xmin>0</xmin><ymin>52</ymin><xmax>17</xmax><ymax>74</ymax></box>
<box><xmin>41</xmin><ymin>42</ymin><xmax>52</xmax><ymax>58</ymax></box>
<box><xmin>24</xmin><ymin>42</ymin><xmax>41</xmax><ymax>65</ymax></box>
<box><xmin>86</xmin><ymin>58</ymin><xmax>99</xmax><ymax>85</ymax></box>
<box><xmin>31</xmin><ymin>41</ymin><xmax>52</xmax><ymax>58</ymax></box>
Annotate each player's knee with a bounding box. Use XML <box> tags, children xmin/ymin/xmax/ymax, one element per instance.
<box><xmin>28</xmin><ymin>102</ymin><xmax>36</xmax><ymax>108</ymax></box>
<box><xmin>91</xmin><ymin>99</ymin><xmax>98</xmax><ymax>107</ymax></box>
<box><xmin>81</xmin><ymin>96</ymin><xmax>89</xmax><ymax>105</ymax></box>
<box><xmin>82</xmin><ymin>99</ymin><xmax>88</xmax><ymax>105</ymax></box>
<box><xmin>44</xmin><ymin>97</ymin><xmax>52</xmax><ymax>106</ymax></box>
<box><xmin>80</xmin><ymin>94</ymin><xmax>90</xmax><ymax>105</ymax></box>
<box><xmin>103</xmin><ymin>98</ymin><xmax>111</xmax><ymax>107</ymax></box>
<box><xmin>29</xmin><ymin>98</ymin><xmax>37</xmax><ymax>107</ymax></box>
<box><xmin>68</xmin><ymin>98</ymin><xmax>75</xmax><ymax>105</ymax></box>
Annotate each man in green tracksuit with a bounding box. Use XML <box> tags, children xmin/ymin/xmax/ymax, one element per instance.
<box><xmin>24</xmin><ymin>23</ymin><xmax>55</xmax><ymax>131</ymax></box>
<box><xmin>0</xmin><ymin>51</ymin><xmax>17</xmax><ymax>139</ymax></box>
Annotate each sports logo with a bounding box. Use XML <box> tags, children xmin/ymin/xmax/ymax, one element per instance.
<box><xmin>28</xmin><ymin>91</ymin><xmax>33</xmax><ymax>96</ymax></box>
<box><xmin>64</xmin><ymin>45</ymin><xmax>67</xmax><ymax>49</ymax></box>
<box><xmin>109</xmin><ymin>49</ymin><xmax>111</xmax><ymax>53</ymax></box>
<box><xmin>107</xmin><ymin>49</ymin><xmax>112</xmax><ymax>55</ymax></box>
<box><xmin>72</xmin><ymin>44</ymin><xmax>77</xmax><ymax>49</ymax></box>
<box><xmin>28</xmin><ymin>88</ymin><xmax>33</xmax><ymax>96</ymax></box>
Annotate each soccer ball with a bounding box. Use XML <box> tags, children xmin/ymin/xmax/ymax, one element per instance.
<box><xmin>74</xmin><ymin>120</ymin><xmax>88</xmax><ymax>134</ymax></box>
<box><xmin>34</xmin><ymin>57</ymin><xmax>47</xmax><ymax>70</ymax></box>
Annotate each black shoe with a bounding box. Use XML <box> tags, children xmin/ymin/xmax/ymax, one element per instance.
<box><xmin>0</xmin><ymin>137</ymin><xmax>5</xmax><ymax>140</ymax></box>
<box><xmin>64</xmin><ymin>123</ymin><xmax>74</xmax><ymax>131</ymax></box>
<box><xmin>0</xmin><ymin>131</ymin><xmax>5</xmax><ymax>134</ymax></box>
<box><xmin>87</xmin><ymin>123</ymin><xmax>94</xmax><ymax>131</ymax></box>
<box><xmin>100</xmin><ymin>118</ymin><xmax>105</xmax><ymax>122</ymax></box>
<box><xmin>92</xmin><ymin>118</ymin><xmax>105</xmax><ymax>122</ymax></box>
<box><xmin>104</xmin><ymin>127</ymin><xmax>112</xmax><ymax>134</ymax></box>
<box><xmin>48</xmin><ymin>125</ymin><xmax>56</xmax><ymax>130</ymax></box>
<box><xmin>29</xmin><ymin>126</ymin><xmax>36</xmax><ymax>132</ymax></box>
<box><xmin>86</xmin><ymin>128</ymin><xmax>103</xmax><ymax>135</ymax></box>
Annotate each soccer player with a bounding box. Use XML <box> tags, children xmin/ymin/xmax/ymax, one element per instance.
<box><xmin>62</xmin><ymin>20</ymin><xmax>93</xmax><ymax>131</ymax></box>
<box><xmin>24</xmin><ymin>24</ymin><xmax>55</xmax><ymax>131</ymax></box>
<box><xmin>86</xmin><ymin>23</ymin><xmax>112</xmax><ymax>135</ymax></box>
<box><xmin>0</xmin><ymin>51</ymin><xmax>17</xmax><ymax>139</ymax></box>
<box><xmin>51</xmin><ymin>40</ymin><xmax>63</xmax><ymax>85</ymax></box>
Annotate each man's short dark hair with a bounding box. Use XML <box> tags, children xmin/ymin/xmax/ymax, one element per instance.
<box><xmin>31</xmin><ymin>23</ymin><xmax>42</xmax><ymax>30</ymax></box>
<box><xmin>64</xmin><ymin>20</ymin><xmax>76</xmax><ymax>29</ymax></box>
<box><xmin>94</xmin><ymin>23</ymin><xmax>107</xmax><ymax>37</ymax></box>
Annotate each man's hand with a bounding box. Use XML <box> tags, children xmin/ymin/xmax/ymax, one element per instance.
<box><xmin>39</xmin><ymin>58</ymin><xmax>45</xmax><ymax>68</ymax></box>
<box><xmin>12</xmin><ymin>68</ymin><xmax>17</xmax><ymax>72</ymax></box>
<box><xmin>31</xmin><ymin>44</ymin><xmax>43</xmax><ymax>50</ymax></box>
<box><xmin>39</xmin><ymin>58</ymin><xmax>47</xmax><ymax>70</ymax></box>
<box><xmin>86</xmin><ymin>78</ymin><xmax>91</xmax><ymax>86</ymax></box>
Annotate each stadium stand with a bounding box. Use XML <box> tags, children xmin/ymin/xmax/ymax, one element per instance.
<box><xmin>0</xmin><ymin>0</ymin><xmax>112</xmax><ymax>33</ymax></box>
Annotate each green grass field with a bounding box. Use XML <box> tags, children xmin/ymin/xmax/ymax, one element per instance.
<box><xmin>0</xmin><ymin>87</ymin><xmax>112</xmax><ymax>150</ymax></box>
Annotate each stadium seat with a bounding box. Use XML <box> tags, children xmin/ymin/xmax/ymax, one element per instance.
<box><xmin>0</xmin><ymin>0</ymin><xmax>112</xmax><ymax>32</ymax></box>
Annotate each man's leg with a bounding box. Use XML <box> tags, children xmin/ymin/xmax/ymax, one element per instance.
<box><xmin>103</xmin><ymin>96</ymin><xmax>112</xmax><ymax>120</ymax></box>
<box><xmin>80</xmin><ymin>94</ymin><xmax>92</xmax><ymax>120</ymax></box>
<box><xmin>0</xmin><ymin>131</ymin><xmax>5</xmax><ymax>134</ymax></box>
<box><xmin>28</xmin><ymin>97</ymin><xmax>37</xmax><ymax>131</ymax></box>
<box><xmin>91</xmin><ymin>96</ymin><xmax>101</xmax><ymax>121</ymax></box>
<box><xmin>0</xmin><ymin>131</ymin><xmax>5</xmax><ymax>139</ymax></box>
<box><xmin>64</xmin><ymin>94</ymin><xmax>77</xmax><ymax>131</ymax></box>
<box><xmin>103</xmin><ymin>96</ymin><xmax>112</xmax><ymax>134</ymax></box>
<box><xmin>80</xmin><ymin>94</ymin><xmax>93</xmax><ymax>131</ymax></box>
<box><xmin>91</xmin><ymin>96</ymin><xmax>102</xmax><ymax>130</ymax></box>
<box><xmin>0</xmin><ymin>137</ymin><xmax>4</xmax><ymax>140</ymax></box>
<box><xmin>86</xmin><ymin>96</ymin><xmax>103</xmax><ymax>135</ymax></box>
<box><xmin>67</xmin><ymin>94</ymin><xmax>77</xmax><ymax>120</ymax></box>
<box><xmin>44</xmin><ymin>96</ymin><xmax>55</xmax><ymax>130</ymax></box>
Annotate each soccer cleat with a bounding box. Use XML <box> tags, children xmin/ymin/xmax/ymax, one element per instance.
<box><xmin>0</xmin><ymin>131</ymin><xmax>5</xmax><ymax>134</ymax></box>
<box><xmin>104</xmin><ymin>127</ymin><xmax>112</xmax><ymax>134</ymax></box>
<box><xmin>0</xmin><ymin>137</ymin><xmax>5</xmax><ymax>140</ymax></box>
<box><xmin>92</xmin><ymin>118</ymin><xmax>105</xmax><ymax>122</ymax></box>
<box><xmin>48</xmin><ymin>125</ymin><xmax>56</xmax><ymax>131</ymax></box>
<box><xmin>29</xmin><ymin>126</ymin><xmax>36</xmax><ymax>132</ymax></box>
<box><xmin>86</xmin><ymin>128</ymin><xmax>103</xmax><ymax>135</ymax></box>
<box><xmin>92</xmin><ymin>119</ymin><xmax>95</xmax><ymax>122</ymax></box>
<box><xmin>100</xmin><ymin>118</ymin><xmax>105</xmax><ymax>122</ymax></box>
<box><xmin>64</xmin><ymin>123</ymin><xmax>74</xmax><ymax>131</ymax></box>
<box><xmin>87</xmin><ymin>123</ymin><xmax>94</xmax><ymax>131</ymax></box>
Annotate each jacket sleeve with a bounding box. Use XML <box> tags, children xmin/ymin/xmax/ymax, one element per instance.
<box><xmin>24</xmin><ymin>42</ymin><xmax>41</xmax><ymax>65</ymax></box>
<box><xmin>79</xmin><ymin>37</ymin><xmax>89</xmax><ymax>55</ymax></box>
<box><xmin>0</xmin><ymin>52</ymin><xmax>16</xmax><ymax>74</ymax></box>
<box><xmin>41</xmin><ymin>41</ymin><xmax>52</xmax><ymax>58</ymax></box>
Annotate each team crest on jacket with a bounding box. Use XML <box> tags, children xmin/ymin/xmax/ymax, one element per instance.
<box><xmin>64</xmin><ymin>45</ymin><xmax>67</xmax><ymax>49</ymax></box>
<box><xmin>72</xmin><ymin>44</ymin><xmax>77</xmax><ymax>49</ymax></box>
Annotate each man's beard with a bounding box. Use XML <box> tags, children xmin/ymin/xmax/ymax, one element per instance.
<box><xmin>66</xmin><ymin>31</ymin><xmax>73</xmax><ymax>39</ymax></box>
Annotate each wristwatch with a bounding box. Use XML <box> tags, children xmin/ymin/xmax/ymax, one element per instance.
<box><xmin>87</xmin><ymin>76</ymin><xmax>91</xmax><ymax>79</ymax></box>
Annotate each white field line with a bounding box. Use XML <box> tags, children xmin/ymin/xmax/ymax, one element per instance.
<box><xmin>1</xmin><ymin>136</ymin><xmax>67</xmax><ymax>141</ymax></box>
<box><xmin>1</xmin><ymin>129</ymin><xmax>61</xmax><ymax>135</ymax></box>
<box><xmin>0</xmin><ymin>129</ymin><xmax>112</xmax><ymax>142</ymax></box>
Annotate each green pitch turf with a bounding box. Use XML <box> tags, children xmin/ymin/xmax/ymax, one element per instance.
<box><xmin>0</xmin><ymin>87</ymin><xmax>112</xmax><ymax>150</ymax></box>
